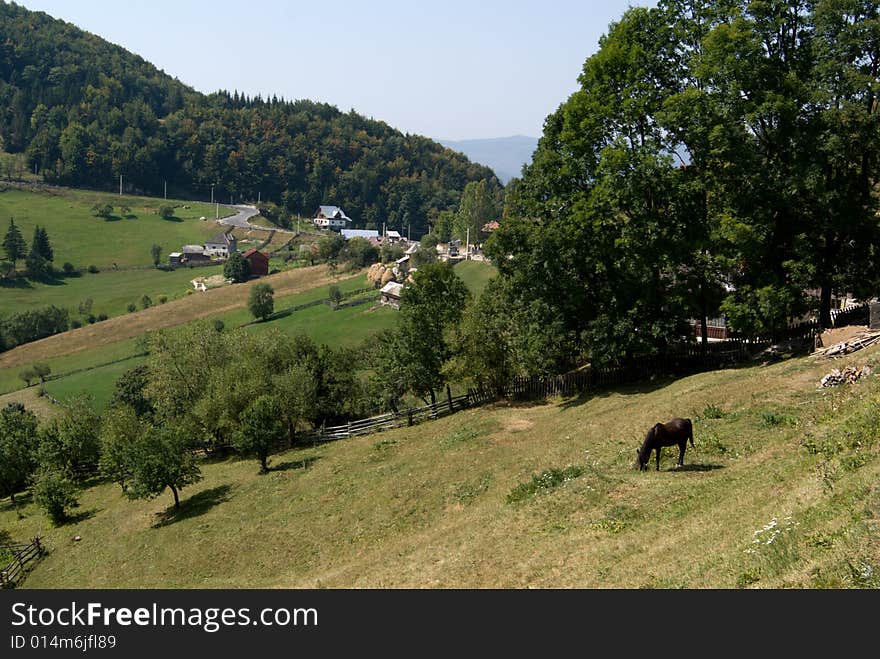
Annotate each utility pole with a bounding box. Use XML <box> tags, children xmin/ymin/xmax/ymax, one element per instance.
<box><xmin>258</xmin><ymin>191</ymin><xmax>261</xmax><ymax>203</ymax></box>
<box><xmin>211</xmin><ymin>184</ymin><xmax>214</xmax><ymax>204</ymax></box>
<box><xmin>466</xmin><ymin>226</ymin><xmax>470</xmax><ymax>260</ymax></box>
<box><xmin>164</xmin><ymin>179</ymin><xmax>167</xmax><ymax>199</ymax></box>
<box><xmin>119</xmin><ymin>174</ymin><xmax>123</xmax><ymax>196</ymax></box>
<box><xmin>216</xmin><ymin>203</ymin><xmax>219</xmax><ymax>219</ymax></box>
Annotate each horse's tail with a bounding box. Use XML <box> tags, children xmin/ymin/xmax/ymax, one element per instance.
<box><xmin>689</xmin><ymin>421</ymin><xmax>695</xmax><ymax>447</ymax></box>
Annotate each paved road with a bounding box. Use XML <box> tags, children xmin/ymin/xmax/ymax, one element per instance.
<box><xmin>215</xmin><ymin>204</ymin><xmax>268</xmax><ymax>230</ymax></box>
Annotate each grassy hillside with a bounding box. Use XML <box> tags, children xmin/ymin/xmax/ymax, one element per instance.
<box><xmin>4</xmin><ymin>345</ymin><xmax>879</xmax><ymax>588</ymax></box>
<box><xmin>453</xmin><ymin>259</ymin><xmax>497</xmax><ymax>297</ymax></box>
<box><xmin>0</xmin><ymin>186</ymin><xmax>225</xmax><ymax>268</ymax></box>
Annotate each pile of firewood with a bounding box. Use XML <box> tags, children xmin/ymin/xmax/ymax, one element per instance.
<box><xmin>816</xmin><ymin>330</ymin><xmax>880</xmax><ymax>358</ymax></box>
<box><xmin>819</xmin><ymin>364</ymin><xmax>874</xmax><ymax>388</ymax></box>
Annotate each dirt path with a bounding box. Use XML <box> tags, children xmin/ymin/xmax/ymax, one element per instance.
<box><xmin>0</xmin><ymin>265</ymin><xmax>348</xmax><ymax>368</ymax></box>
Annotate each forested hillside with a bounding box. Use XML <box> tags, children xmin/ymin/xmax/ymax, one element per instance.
<box><xmin>0</xmin><ymin>1</ymin><xmax>498</xmax><ymax>235</ymax></box>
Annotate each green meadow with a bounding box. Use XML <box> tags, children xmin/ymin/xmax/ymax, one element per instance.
<box><xmin>0</xmin><ymin>265</ymin><xmax>224</xmax><ymax>318</ymax></box>
<box><xmin>0</xmin><ymin>186</ymin><xmax>226</xmax><ymax>268</ymax></box>
<box><xmin>4</xmin><ymin>343</ymin><xmax>878</xmax><ymax>588</ymax></box>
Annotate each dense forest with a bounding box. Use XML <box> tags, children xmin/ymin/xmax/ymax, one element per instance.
<box><xmin>0</xmin><ymin>1</ymin><xmax>499</xmax><ymax>235</ymax></box>
<box><xmin>479</xmin><ymin>0</ymin><xmax>880</xmax><ymax>375</ymax></box>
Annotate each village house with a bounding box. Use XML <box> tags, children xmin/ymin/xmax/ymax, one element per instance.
<box><xmin>380</xmin><ymin>281</ymin><xmax>404</xmax><ymax>309</ymax></box>
<box><xmin>204</xmin><ymin>231</ymin><xmax>237</xmax><ymax>257</ymax></box>
<box><xmin>313</xmin><ymin>205</ymin><xmax>352</xmax><ymax>230</ymax></box>
<box><xmin>341</xmin><ymin>229</ymin><xmax>380</xmax><ymax>241</ymax></box>
<box><xmin>242</xmin><ymin>249</ymin><xmax>270</xmax><ymax>277</ymax></box>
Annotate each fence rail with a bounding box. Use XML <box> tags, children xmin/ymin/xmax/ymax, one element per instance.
<box><xmin>0</xmin><ymin>537</ymin><xmax>45</xmax><ymax>588</ymax></box>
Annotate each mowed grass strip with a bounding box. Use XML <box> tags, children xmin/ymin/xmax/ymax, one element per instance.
<box><xmin>0</xmin><ymin>186</ymin><xmax>229</xmax><ymax>268</ymax></box>
<box><xmin>0</xmin><ymin>264</ymin><xmax>351</xmax><ymax>369</ymax></box>
<box><xmin>4</xmin><ymin>345</ymin><xmax>878</xmax><ymax>588</ymax></box>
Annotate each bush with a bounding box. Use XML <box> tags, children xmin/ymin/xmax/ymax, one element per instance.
<box><xmin>19</xmin><ymin>368</ymin><xmax>37</xmax><ymax>387</ymax></box>
<box><xmin>33</xmin><ymin>470</ymin><xmax>78</xmax><ymax>526</ymax></box>
<box><xmin>70</xmin><ymin>319</ymin><xmax>82</xmax><ymax>329</ymax></box>
<box><xmin>248</xmin><ymin>282</ymin><xmax>275</xmax><ymax>321</ymax></box>
<box><xmin>62</xmin><ymin>262</ymin><xmax>76</xmax><ymax>275</ymax></box>
<box><xmin>127</xmin><ymin>303</ymin><xmax>137</xmax><ymax>313</ymax></box>
<box><xmin>158</xmin><ymin>204</ymin><xmax>175</xmax><ymax>220</ymax></box>
<box><xmin>32</xmin><ymin>362</ymin><xmax>51</xmax><ymax>382</ymax></box>
<box><xmin>212</xmin><ymin>319</ymin><xmax>225</xmax><ymax>332</ymax></box>
<box><xmin>86</xmin><ymin>314</ymin><xmax>97</xmax><ymax>324</ymax></box>
<box><xmin>224</xmin><ymin>252</ymin><xmax>251</xmax><ymax>283</ymax></box>
<box><xmin>141</xmin><ymin>295</ymin><xmax>152</xmax><ymax>309</ymax></box>
<box><xmin>97</xmin><ymin>313</ymin><xmax>108</xmax><ymax>322</ymax></box>
<box><xmin>87</xmin><ymin>265</ymin><xmax>99</xmax><ymax>273</ymax></box>
<box><xmin>158</xmin><ymin>295</ymin><xmax>168</xmax><ymax>304</ymax></box>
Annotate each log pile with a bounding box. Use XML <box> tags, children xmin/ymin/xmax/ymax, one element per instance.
<box><xmin>819</xmin><ymin>364</ymin><xmax>873</xmax><ymax>388</ymax></box>
<box><xmin>815</xmin><ymin>330</ymin><xmax>880</xmax><ymax>358</ymax></box>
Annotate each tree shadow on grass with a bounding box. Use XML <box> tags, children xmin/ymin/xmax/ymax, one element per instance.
<box><xmin>152</xmin><ymin>484</ymin><xmax>232</xmax><ymax>528</ymax></box>
<box><xmin>63</xmin><ymin>508</ymin><xmax>99</xmax><ymax>525</ymax></box>
<box><xmin>0</xmin><ymin>492</ymin><xmax>33</xmax><ymax>513</ymax></box>
<box><xmin>160</xmin><ymin>215</ymin><xmax>183</xmax><ymax>223</ymax></box>
<box><xmin>0</xmin><ymin>277</ymin><xmax>32</xmax><ymax>289</ymax></box>
<box><xmin>271</xmin><ymin>456</ymin><xmax>320</xmax><ymax>472</ymax></box>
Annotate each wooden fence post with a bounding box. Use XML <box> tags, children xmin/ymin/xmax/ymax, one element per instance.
<box><xmin>446</xmin><ymin>384</ymin><xmax>454</xmax><ymax>413</ymax></box>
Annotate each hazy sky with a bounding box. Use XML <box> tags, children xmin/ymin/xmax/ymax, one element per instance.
<box><xmin>17</xmin><ymin>0</ymin><xmax>657</xmax><ymax>140</ymax></box>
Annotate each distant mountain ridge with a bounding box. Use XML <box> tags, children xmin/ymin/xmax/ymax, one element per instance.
<box><xmin>439</xmin><ymin>135</ymin><xmax>539</xmax><ymax>184</ymax></box>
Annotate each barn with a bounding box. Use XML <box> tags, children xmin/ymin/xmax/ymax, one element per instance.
<box><xmin>242</xmin><ymin>249</ymin><xmax>270</xmax><ymax>277</ymax></box>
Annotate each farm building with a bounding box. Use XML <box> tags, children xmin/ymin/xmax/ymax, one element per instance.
<box><xmin>204</xmin><ymin>231</ymin><xmax>237</xmax><ymax>257</ymax></box>
<box><xmin>380</xmin><ymin>281</ymin><xmax>404</xmax><ymax>309</ymax></box>
<box><xmin>341</xmin><ymin>229</ymin><xmax>380</xmax><ymax>241</ymax></box>
<box><xmin>313</xmin><ymin>205</ymin><xmax>352</xmax><ymax>230</ymax></box>
<box><xmin>179</xmin><ymin>245</ymin><xmax>211</xmax><ymax>263</ymax></box>
<box><xmin>243</xmin><ymin>249</ymin><xmax>270</xmax><ymax>277</ymax></box>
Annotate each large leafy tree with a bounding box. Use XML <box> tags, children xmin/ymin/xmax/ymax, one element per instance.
<box><xmin>0</xmin><ymin>403</ymin><xmax>39</xmax><ymax>504</ymax></box>
<box><xmin>37</xmin><ymin>396</ymin><xmax>101</xmax><ymax>481</ymax></box>
<box><xmin>376</xmin><ymin>261</ymin><xmax>470</xmax><ymax>405</ymax></box>
<box><xmin>124</xmin><ymin>425</ymin><xmax>202</xmax><ymax>509</ymax></box>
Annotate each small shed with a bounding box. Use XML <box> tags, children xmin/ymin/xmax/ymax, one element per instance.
<box><xmin>169</xmin><ymin>252</ymin><xmax>183</xmax><ymax>266</ymax></box>
<box><xmin>242</xmin><ymin>249</ymin><xmax>270</xmax><ymax>277</ymax></box>
<box><xmin>380</xmin><ymin>281</ymin><xmax>404</xmax><ymax>310</ymax></box>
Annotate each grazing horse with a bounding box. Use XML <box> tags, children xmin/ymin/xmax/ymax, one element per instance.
<box><xmin>636</xmin><ymin>418</ymin><xmax>694</xmax><ymax>471</ymax></box>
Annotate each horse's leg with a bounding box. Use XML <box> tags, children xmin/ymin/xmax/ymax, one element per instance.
<box><xmin>655</xmin><ymin>447</ymin><xmax>661</xmax><ymax>471</ymax></box>
<box><xmin>678</xmin><ymin>441</ymin><xmax>686</xmax><ymax>467</ymax></box>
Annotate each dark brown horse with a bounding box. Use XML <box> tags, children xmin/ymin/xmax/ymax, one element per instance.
<box><xmin>636</xmin><ymin>418</ymin><xmax>694</xmax><ymax>471</ymax></box>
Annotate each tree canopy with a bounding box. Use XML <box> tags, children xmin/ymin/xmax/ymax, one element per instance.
<box><xmin>490</xmin><ymin>0</ymin><xmax>880</xmax><ymax>374</ymax></box>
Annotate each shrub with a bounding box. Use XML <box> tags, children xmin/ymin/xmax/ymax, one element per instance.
<box><xmin>32</xmin><ymin>362</ymin><xmax>51</xmax><ymax>382</ymax></box>
<box><xmin>212</xmin><ymin>319</ymin><xmax>225</xmax><ymax>332</ymax></box>
<box><xmin>96</xmin><ymin>313</ymin><xmax>108</xmax><ymax>322</ymax></box>
<box><xmin>33</xmin><ymin>470</ymin><xmax>78</xmax><ymax>525</ymax></box>
<box><xmin>62</xmin><ymin>262</ymin><xmax>76</xmax><ymax>275</ymax></box>
<box><xmin>141</xmin><ymin>295</ymin><xmax>153</xmax><ymax>309</ymax></box>
<box><xmin>86</xmin><ymin>314</ymin><xmax>97</xmax><ymax>324</ymax></box>
<box><xmin>70</xmin><ymin>319</ymin><xmax>82</xmax><ymax>329</ymax></box>
<box><xmin>158</xmin><ymin>295</ymin><xmax>168</xmax><ymax>305</ymax></box>
<box><xmin>158</xmin><ymin>204</ymin><xmax>175</xmax><ymax>220</ymax></box>
<box><xmin>127</xmin><ymin>303</ymin><xmax>137</xmax><ymax>313</ymax></box>
<box><xmin>87</xmin><ymin>264</ymin><xmax>99</xmax><ymax>273</ymax></box>
<box><xmin>248</xmin><ymin>282</ymin><xmax>275</xmax><ymax>321</ymax></box>
<box><xmin>19</xmin><ymin>368</ymin><xmax>37</xmax><ymax>387</ymax></box>
<box><xmin>91</xmin><ymin>203</ymin><xmax>114</xmax><ymax>219</ymax></box>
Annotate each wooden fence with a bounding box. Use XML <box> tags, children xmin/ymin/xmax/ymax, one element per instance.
<box><xmin>302</xmin><ymin>388</ymin><xmax>496</xmax><ymax>444</ymax></box>
<box><xmin>0</xmin><ymin>537</ymin><xmax>45</xmax><ymax>588</ymax></box>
